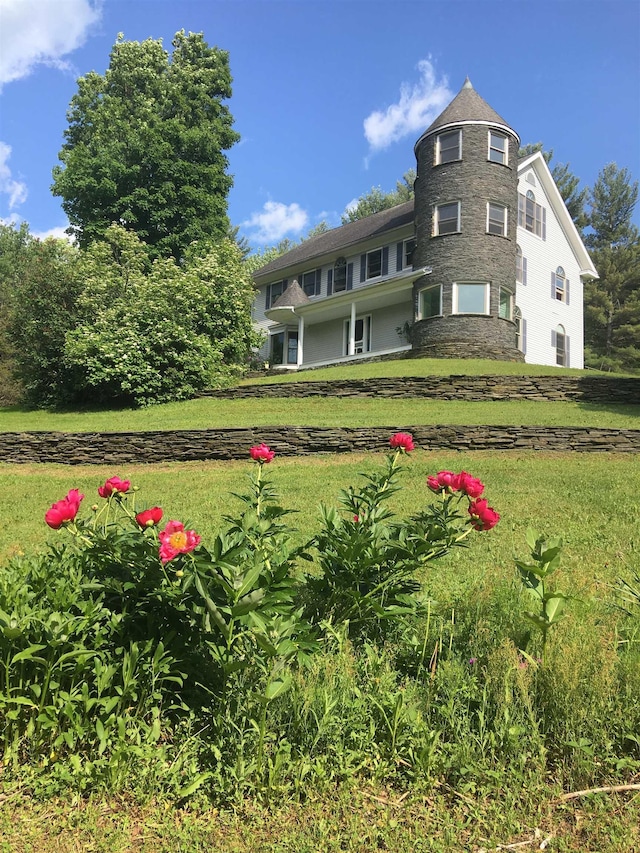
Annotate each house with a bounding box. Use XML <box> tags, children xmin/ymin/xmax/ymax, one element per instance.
<box><xmin>252</xmin><ymin>79</ymin><xmax>597</xmax><ymax>370</ymax></box>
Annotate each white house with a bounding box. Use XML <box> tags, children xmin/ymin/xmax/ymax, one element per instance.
<box><xmin>252</xmin><ymin>80</ymin><xmax>597</xmax><ymax>370</ymax></box>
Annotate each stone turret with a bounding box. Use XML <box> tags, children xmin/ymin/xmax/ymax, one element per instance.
<box><xmin>411</xmin><ymin>78</ymin><xmax>524</xmax><ymax>361</ymax></box>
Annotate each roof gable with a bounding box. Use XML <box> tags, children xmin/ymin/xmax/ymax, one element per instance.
<box><xmin>517</xmin><ymin>152</ymin><xmax>598</xmax><ymax>279</ymax></box>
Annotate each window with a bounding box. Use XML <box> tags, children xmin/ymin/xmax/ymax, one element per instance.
<box><xmin>554</xmin><ymin>324</ymin><xmax>567</xmax><ymax>366</ymax></box>
<box><xmin>436</xmin><ymin>129</ymin><xmax>461</xmax><ymax>164</ymax></box>
<box><xmin>488</xmin><ymin>131</ymin><xmax>508</xmax><ymax>164</ymax></box>
<box><xmin>553</xmin><ymin>266</ymin><xmax>566</xmax><ymax>302</ymax></box>
<box><xmin>514</xmin><ymin>306</ymin><xmax>524</xmax><ymax>352</ymax></box>
<box><xmin>333</xmin><ymin>257</ymin><xmax>347</xmax><ymax>293</ymax></box>
<box><xmin>433</xmin><ymin>201</ymin><xmax>460</xmax><ymax>235</ymax></box>
<box><xmin>453</xmin><ymin>282</ymin><xmax>489</xmax><ymax>314</ymax></box>
<box><xmin>270</xmin><ymin>330</ymin><xmax>298</xmax><ymax>366</ymax></box>
<box><xmin>403</xmin><ymin>238</ymin><xmax>415</xmax><ymax>268</ymax></box>
<box><xmin>487</xmin><ymin>202</ymin><xmax>508</xmax><ymax>236</ymax></box>
<box><xmin>265</xmin><ymin>280</ymin><xmax>285</xmax><ymax>309</ymax></box>
<box><xmin>516</xmin><ymin>245</ymin><xmax>526</xmax><ymax>284</ymax></box>
<box><xmin>499</xmin><ymin>287</ymin><xmax>513</xmax><ymax>320</ymax></box>
<box><xmin>300</xmin><ymin>269</ymin><xmax>321</xmax><ymax>297</ymax></box>
<box><xmin>344</xmin><ymin>316</ymin><xmax>371</xmax><ymax>355</ymax></box>
<box><xmin>419</xmin><ymin>284</ymin><xmax>442</xmax><ymax>319</ymax></box>
<box><xmin>366</xmin><ymin>249</ymin><xmax>382</xmax><ymax>279</ymax></box>
<box><xmin>518</xmin><ymin>190</ymin><xmax>546</xmax><ymax>238</ymax></box>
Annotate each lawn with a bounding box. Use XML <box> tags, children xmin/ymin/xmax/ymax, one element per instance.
<box><xmin>1</xmin><ymin>362</ymin><xmax>638</xmax><ymax>852</ymax></box>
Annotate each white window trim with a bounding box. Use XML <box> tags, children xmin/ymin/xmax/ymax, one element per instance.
<box><xmin>516</xmin><ymin>245</ymin><xmax>524</xmax><ymax>284</ymax></box>
<box><xmin>403</xmin><ymin>238</ymin><xmax>415</xmax><ymax>269</ymax></box>
<box><xmin>499</xmin><ymin>286</ymin><xmax>514</xmax><ymax>320</ymax></box>
<box><xmin>433</xmin><ymin>201</ymin><xmax>461</xmax><ymax>236</ymax></box>
<box><xmin>487</xmin><ymin>202</ymin><xmax>508</xmax><ymax>236</ymax></box>
<box><xmin>418</xmin><ymin>284</ymin><xmax>442</xmax><ymax>319</ymax></box>
<box><xmin>488</xmin><ymin>130</ymin><xmax>508</xmax><ymax>165</ymax></box>
<box><xmin>435</xmin><ymin>129</ymin><xmax>461</xmax><ymax>165</ymax></box>
<box><xmin>343</xmin><ymin>315</ymin><xmax>372</xmax><ymax>356</ymax></box>
<box><xmin>554</xmin><ymin>267</ymin><xmax>566</xmax><ymax>302</ymax></box>
<box><xmin>452</xmin><ymin>282</ymin><xmax>490</xmax><ymax>315</ymax></box>
<box><xmin>366</xmin><ymin>248</ymin><xmax>383</xmax><ymax>280</ymax></box>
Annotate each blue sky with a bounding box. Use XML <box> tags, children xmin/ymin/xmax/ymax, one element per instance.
<box><xmin>1</xmin><ymin>0</ymin><xmax>639</xmax><ymax>249</ymax></box>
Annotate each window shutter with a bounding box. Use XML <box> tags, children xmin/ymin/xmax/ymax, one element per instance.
<box><xmin>382</xmin><ymin>247</ymin><xmax>389</xmax><ymax>276</ymax></box>
<box><xmin>266</xmin><ymin>285</ymin><xmax>271</xmax><ymax>309</ymax></box>
<box><xmin>551</xmin><ymin>329</ymin><xmax>557</xmax><ymax>348</ymax></box>
<box><xmin>397</xmin><ymin>242</ymin><xmax>403</xmax><ymax>270</ymax></box>
<box><xmin>315</xmin><ymin>268</ymin><xmax>321</xmax><ymax>295</ymax></box>
<box><xmin>551</xmin><ymin>271</ymin><xmax>556</xmax><ymax>300</ymax></box>
<box><xmin>347</xmin><ymin>263</ymin><xmax>353</xmax><ymax>290</ymax></box>
<box><xmin>523</xmin><ymin>257</ymin><xmax>527</xmax><ymax>285</ymax></box>
<box><xmin>565</xmin><ymin>336</ymin><xmax>570</xmax><ymax>367</ymax></box>
<box><xmin>565</xmin><ymin>279</ymin><xmax>570</xmax><ymax>305</ymax></box>
<box><xmin>327</xmin><ymin>268</ymin><xmax>333</xmax><ymax>295</ymax></box>
<box><xmin>542</xmin><ymin>207</ymin><xmax>546</xmax><ymax>240</ymax></box>
<box><xmin>521</xmin><ymin>318</ymin><xmax>527</xmax><ymax>354</ymax></box>
<box><xmin>360</xmin><ymin>254</ymin><xmax>366</xmax><ymax>282</ymax></box>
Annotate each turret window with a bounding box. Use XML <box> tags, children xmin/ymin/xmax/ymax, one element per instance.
<box><xmin>435</xmin><ymin>129</ymin><xmax>461</xmax><ymax>164</ymax></box>
<box><xmin>488</xmin><ymin>131</ymin><xmax>508</xmax><ymax>164</ymax></box>
<box><xmin>419</xmin><ymin>284</ymin><xmax>442</xmax><ymax>319</ymax></box>
<box><xmin>499</xmin><ymin>287</ymin><xmax>514</xmax><ymax>320</ymax></box>
<box><xmin>433</xmin><ymin>201</ymin><xmax>461</xmax><ymax>235</ymax></box>
<box><xmin>487</xmin><ymin>203</ymin><xmax>508</xmax><ymax>236</ymax></box>
<box><xmin>453</xmin><ymin>282</ymin><xmax>490</xmax><ymax>315</ymax></box>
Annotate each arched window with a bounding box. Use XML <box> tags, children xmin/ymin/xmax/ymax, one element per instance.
<box><xmin>554</xmin><ymin>324</ymin><xmax>567</xmax><ymax>366</ymax></box>
<box><xmin>554</xmin><ymin>266</ymin><xmax>566</xmax><ymax>302</ymax></box>
<box><xmin>514</xmin><ymin>306</ymin><xmax>524</xmax><ymax>352</ymax></box>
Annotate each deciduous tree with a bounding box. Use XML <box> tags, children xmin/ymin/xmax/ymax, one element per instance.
<box><xmin>341</xmin><ymin>169</ymin><xmax>416</xmax><ymax>224</ymax></box>
<box><xmin>52</xmin><ymin>31</ymin><xmax>239</xmax><ymax>262</ymax></box>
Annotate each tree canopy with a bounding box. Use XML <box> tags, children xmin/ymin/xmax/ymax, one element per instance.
<box><xmin>583</xmin><ymin>163</ymin><xmax>640</xmax><ymax>373</ymax></box>
<box><xmin>341</xmin><ymin>170</ymin><xmax>416</xmax><ymax>224</ymax></box>
<box><xmin>52</xmin><ymin>31</ymin><xmax>239</xmax><ymax>262</ymax></box>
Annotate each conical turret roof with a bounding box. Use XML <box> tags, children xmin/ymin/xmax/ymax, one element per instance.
<box><xmin>415</xmin><ymin>77</ymin><xmax>518</xmax><ymax>150</ymax></box>
<box><xmin>271</xmin><ymin>279</ymin><xmax>310</xmax><ymax>309</ymax></box>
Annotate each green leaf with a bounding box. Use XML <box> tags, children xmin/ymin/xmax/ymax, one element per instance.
<box><xmin>265</xmin><ymin>675</ymin><xmax>292</xmax><ymax>702</ymax></box>
<box><xmin>544</xmin><ymin>594</ymin><xmax>567</xmax><ymax>624</ymax></box>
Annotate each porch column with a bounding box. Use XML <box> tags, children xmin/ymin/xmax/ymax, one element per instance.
<box><xmin>297</xmin><ymin>315</ymin><xmax>304</xmax><ymax>366</ymax></box>
<box><xmin>349</xmin><ymin>301</ymin><xmax>356</xmax><ymax>356</ymax></box>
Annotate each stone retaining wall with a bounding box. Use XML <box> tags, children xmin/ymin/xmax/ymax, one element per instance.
<box><xmin>1</xmin><ymin>424</ymin><xmax>639</xmax><ymax>465</ymax></box>
<box><xmin>207</xmin><ymin>375</ymin><xmax>640</xmax><ymax>404</ymax></box>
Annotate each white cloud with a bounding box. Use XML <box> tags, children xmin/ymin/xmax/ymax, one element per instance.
<box><xmin>363</xmin><ymin>59</ymin><xmax>453</xmax><ymax>153</ymax></box>
<box><xmin>0</xmin><ymin>141</ymin><xmax>27</xmax><ymax>209</ymax></box>
<box><xmin>242</xmin><ymin>201</ymin><xmax>308</xmax><ymax>244</ymax></box>
<box><xmin>343</xmin><ymin>198</ymin><xmax>359</xmax><ymax>216</ymax></box>
<box><xmin>0</xmin><ymin>0</ymin><xmax>102</xmax><ymax>88</ymax></box>
<box><xmin>32</xmin><ymin>224</ymin><xmax>73</xmax><ymax>242</ymax></box>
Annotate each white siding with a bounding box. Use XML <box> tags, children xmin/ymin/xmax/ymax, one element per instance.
<box><xmin>516</xmin><ymin>170</ymin><xmax>584</xmax><ymax>368</ymax></box>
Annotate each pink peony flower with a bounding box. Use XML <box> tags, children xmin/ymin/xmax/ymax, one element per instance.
<box><xmin>427</xmin><ymin>470</ymin><xmax>457</xmax><ymax>492</ymax></box>
<box><xmin>250</xmin><ymin>443</ymin><xmax>276</xmax><ymax>463</ymax></box>
<box><xmin>468</xmin><ymin>498</ymin><xmax>500</xmax><ymax>531</ymax></box>
<box><xmin>136</xmin><ymin>506</ymin><xmax>164</xmax><ymax>528</ymax></box>
<box><xmin>159</xmin><ymin>520</ymin><xmax>201</xmax><ymax>564</ymax></box>
<box><xmin>389</xmin><ymin>432</ymin><xmax>415</xmax><ymax>452</ymax></box>
<box><xmin>45</xmin><ymin>489</ymin><xmax>84</xmax><ymax>529</ymax></box>
<box><xmin>453</xmin><ymin>471</ymin><xmax>485</xmax><ymax>499</ymax></box>
<box><xmin>98</xmin><ymin>476</ymin><xmax>131</xmax><ymax>498</ymax></box>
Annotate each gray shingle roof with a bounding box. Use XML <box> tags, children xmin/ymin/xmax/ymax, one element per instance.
<box><xmin>253</xmin><ymin>200</ymin><xmax>415</xmax><ymax>283</ymax></box>
<box><xmin>271</xmin><ymin>279</ymin><xmax>310</xmax><ymax>309</ymax></box>
<box><xmin>420</xmin><ymin>77</ymin><xmax>514</xmax><ymax>140</ymax></box>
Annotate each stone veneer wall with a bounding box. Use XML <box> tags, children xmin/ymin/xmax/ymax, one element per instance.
<box><xmin>2</xmin><ymin>375</ymin><xmax>637</xmax><ymax>464</ymax></box>
<box><xmin>1</xmin><ymin>424</ymin><xmax>639</xmax><ymax>464</ymax></box>
<box><xmin>208</xmin><ymin>375</ymin><xmax>640</xmax><ymax>403</ymax></box>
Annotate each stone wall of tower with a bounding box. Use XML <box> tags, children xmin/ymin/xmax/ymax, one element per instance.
<box><xmin>412</xmin><ymin>123</ymin><xmax>521</xmax><ymax>357</ymax></box>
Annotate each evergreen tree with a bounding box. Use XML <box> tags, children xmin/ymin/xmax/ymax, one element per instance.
<box><xmin>584</xmin><ymin>163</ymin><xmax>640</xmax><ymax>373</ymax></box>
<box><xmin>52</xmin><ymin>31</ymin><xmax>239</xmax><ymax>262</ymax></box>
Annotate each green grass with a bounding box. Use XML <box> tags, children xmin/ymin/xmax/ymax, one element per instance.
<box><xmin>243</xmin><ymin>356</ymin><xmax>626</xmax><ymax>384</ymax></box>
<box><xmin>2</xmin><ymin>451</ymin><xmax>638</xmax><ymax>597</ymax></box>
<box><xmin>0</xmin><ymin>398</ymin><xmax>638</xmax><ymax>432</ymax></box>
<box><xmin>1</xmin><ymin>785</ymin><xmax>639</xmax><ymax>852</ymax></box>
